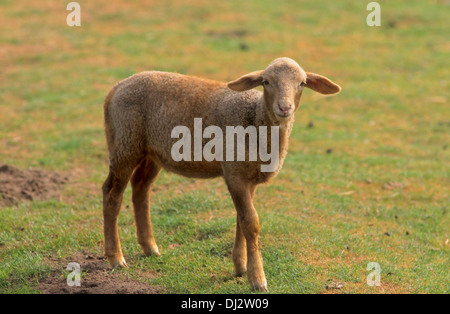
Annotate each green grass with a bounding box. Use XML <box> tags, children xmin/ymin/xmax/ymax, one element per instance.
<box><xmin>0</xmin><ymin>0</ymin><xmax>449</xmax><ymax>293</ymax></box>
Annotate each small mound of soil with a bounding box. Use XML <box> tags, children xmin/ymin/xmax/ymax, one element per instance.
<box><xmin>0</xmin><ymin>164</ymin><xmax>68</xmax><ymax>206</ymax></box>
<box><xmin>39</xmin><ymin>253</ymin><xmax>159</xmax><ymax>294</ymax></box>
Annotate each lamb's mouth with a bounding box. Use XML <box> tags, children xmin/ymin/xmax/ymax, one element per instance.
<box><xmin>274</xmin><ymin>110</ymin><xmax>293</xmax><ymax>121</ymax></box>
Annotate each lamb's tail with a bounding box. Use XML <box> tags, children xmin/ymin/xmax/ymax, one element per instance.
<box><xmin>103</xmin><ymin>88</ymin><xmax>116</xmax><ymax>156</ymax></box>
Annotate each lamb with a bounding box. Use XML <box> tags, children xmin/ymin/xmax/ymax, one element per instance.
<box><xmin>102</xmin><ymin>57</ymin><xmax>341</xmax><ymax>291</ymax></box>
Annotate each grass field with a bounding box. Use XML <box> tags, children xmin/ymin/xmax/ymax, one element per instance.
<box><xmin>0</xmin><ymin>0</ymin><xmax>448</xmax><ymax>294</ymax></box>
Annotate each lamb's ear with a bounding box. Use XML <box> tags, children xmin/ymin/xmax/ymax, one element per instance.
<box><xmin>305</xmin><ymin>72</ymin><xmax>341</xmax><ymax>95</ymax></box>
<box><xmin>227</xmin><ymin>70</ymin><xmax>264</xmax><ymax>92</ymax></box>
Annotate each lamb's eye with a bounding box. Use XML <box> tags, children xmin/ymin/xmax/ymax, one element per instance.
<box><xmin>299</xmin><ymin>81</ymin><xmax>306</xmax><ymax>87</ymax></box>
<box><xmin>262</xmin><ymin>80</ymin><xmax>270</xmax><ymax>86</ymax></box>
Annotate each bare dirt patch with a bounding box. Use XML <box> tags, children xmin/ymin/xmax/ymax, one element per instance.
<box><xmin>38</xmin><ymin>253</ymin><xmax>159</xmax><ymax>294</ymax></box>
<box><xmin>0</xmin><ymin>164</ymin><xmax>68</xmax><ymax>207</ymax></box>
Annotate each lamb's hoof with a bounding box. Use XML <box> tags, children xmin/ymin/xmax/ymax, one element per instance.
<box><xmin>108</xmin><ymin>254</ymin><xmax>128</xmax><ymax>269</ymax></box>
<box><xmin>143</xmin><ymin>246</ymin><xmax>161</xmax><ymax>257</ymax></box>
<box><xmin>250</xmin><ymin>279</ymin><xmax>268</xmax><ymax>292</ymax></box>
<box><xmin>235</xmin><ymin>269</ymin><xmax>247</xmax><ymax>277</ymax></box>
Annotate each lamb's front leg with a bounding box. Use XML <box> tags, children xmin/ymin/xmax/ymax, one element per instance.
<box><xmin>226</xmin><ymin>178</ymin><xmax>267</xmax><ymax>291</ymax></box>
<box><xmin>233</xmin><ymin>219</ymin><xmax>247</xmax><ymax>277</ymax></box>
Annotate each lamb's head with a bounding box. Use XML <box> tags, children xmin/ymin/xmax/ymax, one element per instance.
<box><xmin>227</xmin><ymin>57</ymin><xmax>341</xmax><ymax>122</ymax></box>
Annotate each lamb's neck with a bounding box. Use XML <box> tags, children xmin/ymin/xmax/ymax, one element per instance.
<box><xmin>254</xmin><ymin>98</ymin><xmax>294</xmax><ymax>153</ymax></box>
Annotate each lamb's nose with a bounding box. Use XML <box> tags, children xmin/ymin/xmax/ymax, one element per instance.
<box><xmin>278</xmin><ymin>104</ymin><xmax>291</xmax><ymax>114</ymax></box>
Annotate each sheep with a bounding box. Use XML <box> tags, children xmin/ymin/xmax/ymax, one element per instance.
<box><xmin>102</xmin><ymin>57</ymin><xmax>341</xmax><ymax>291</ymax></box>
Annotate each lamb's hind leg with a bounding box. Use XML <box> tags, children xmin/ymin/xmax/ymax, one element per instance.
<box><xmin>103</xmin><ymin>165</ymin><xmax>134</xmax><ymax>268</ymax></box>
<box><xmin>131</xmin><ymin>157</ymin><xmax>161</xmax><ymax>257</ymax></box>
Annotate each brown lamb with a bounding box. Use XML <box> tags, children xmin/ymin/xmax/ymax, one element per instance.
<box><xmin>102</xmin><ymin>57</ymin><xmax>341</xmax><ymax>291</ymax></box>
